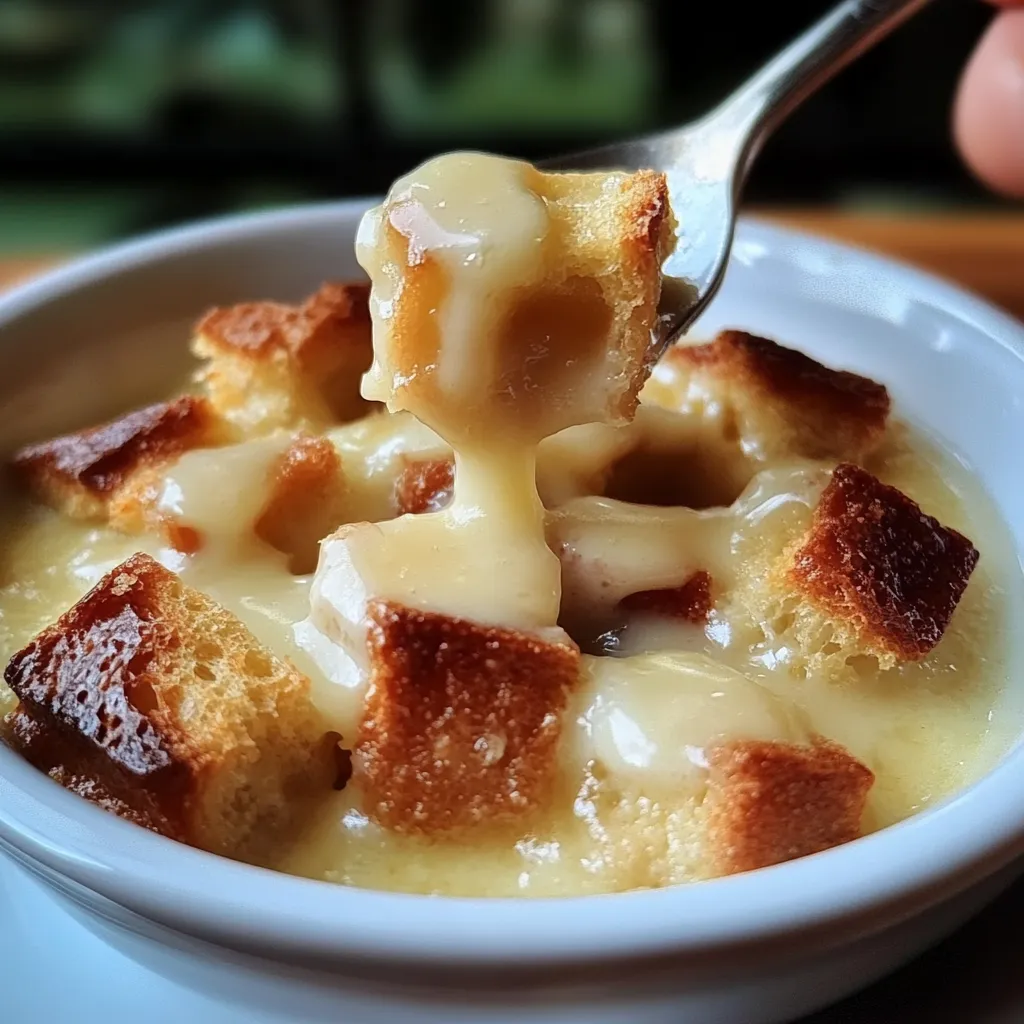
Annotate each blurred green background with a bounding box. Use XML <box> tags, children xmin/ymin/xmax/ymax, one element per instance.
<box><xmin>0</xmin><ymin>0</ymin><xmax>1009</xmax><ymax>255</ymax></box>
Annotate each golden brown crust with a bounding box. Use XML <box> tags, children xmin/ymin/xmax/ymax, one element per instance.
<box><xmin>13</xmin><ymin>397</ymin><xmax>221</xmax><ymax>519</ymax></box>
<box><xmin>197</xmin><ymin>282</ymin><xmax>370</xmax><ymax>361</ymax></box>
<box><xmin>5</xmin><ymin>702</ymin><xmax>173</xmax><ymax>835</ymax></box>
<box><xmin>705</xmin><ymin>739</ymin><xmax>873</xmax><ymax>875</ymax></box>
<box><xmin>668</xmin><ymin>330</ymin><xmax>890</xmax><ymax>460</ymax></box>
<box><xmin>620</xmin><ymin>170</ymin><xmax>673</xmax><ymax>256</ymax></box>
<box><xmin>357</xmin><ymin>600</ymin><xmax>580</xmax><ymax>834</ymax></box>
<box><xmin>3</xmin><ymin>554</ymin><xmax>196</xmax><ymax>838</ymax></box>
<box><xmin>193</xmin><ymin>283</ymin><xmax>373</xmax><ymax>430</ymax></box>
<box><xmin>255</xmin><ymin>435</ymin><xmax>347</xmax><ymax>574</ymax></box>
<box><xmin>619</xmin><ymin>570</ymin><xmax>712</xmax><ymax>624</ymax></box>
<box><xmin>789</xmin><ymin>463</ymin><xmax>979</xmax><ymax>659</ymax></box>
<box><xmin>612</xmin><ymin>170</ymin><xmax>674</xmax><ymax>418</ymax></box>
<box><xmin>394</xmin><ymin>457</ymin><xmax>454</xmax><ymax>515</ymax></box>
<box><xmin>3</xmin><ymin>552</ymin><xmax>331</xmax><ymax>854</ymax></box>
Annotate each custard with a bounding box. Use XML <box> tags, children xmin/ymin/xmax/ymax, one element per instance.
<box><xmin>0</xmin><ymin>380</ymin><xmax>1017</xmax><ymax>896</ymax></box>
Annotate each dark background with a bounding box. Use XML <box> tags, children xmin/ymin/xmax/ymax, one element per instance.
<box><xmin>0</xmin><ymin>0</ymin><xmax>1009</xmax><ymax>255</ymax></box>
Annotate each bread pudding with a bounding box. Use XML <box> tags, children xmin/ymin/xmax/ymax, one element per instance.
<box><xmin>0</xmin><ymin>152</ymin><xmax>1019</xmax><ymax>896</ymax></box>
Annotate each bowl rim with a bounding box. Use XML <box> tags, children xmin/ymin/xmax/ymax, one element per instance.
<box><xmin>1</xmin><ymin>201</ymin><xmax>1024</xmax><ymax>968</ymax></box>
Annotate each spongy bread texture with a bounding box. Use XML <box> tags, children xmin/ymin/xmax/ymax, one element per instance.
<box><xmin>783</xmin><ymin>463</ymin><xmax>979</xmax><ymax>666</ymax></box>
<box><xmin>575</xmin><ymin>737</ymin><xmax>873</xmax><ymax>886</ymax></box>
<box><xmin>376</xmin><ymin>167</ymin><xmax>674</xmax><ymax>440</ymax></box>
<box><xmin>529</xmin><ymin>168</ymin><xmax>676</xmax><ymax>425</ymax></box>
<box><xmin>665</xmin><ymin>330</ymin><xmax>891</xmax><ymax>461</ymax></box>
<box><xmin>703</xmin><ymin>738</ymin><xmax>873</xmax><ymax>874</ymax></box>
<box><xmin>254</xmin><ymin>435</ymin><xmax>348</xmax><ymax>573</ymax></box>
<box><xmin>3</xmin><ymin>552</ymin><xmax>336</xmax><ymax>857</ymax></box>
<box><xmin>357</xmin><ymin>600</ymin><xmax>581</xmax><ymax>834</ymax></box>
<box><xmin>192</xmin><ymin>282</ymin><xmax>374</xmax><ymax>433</ymax></box>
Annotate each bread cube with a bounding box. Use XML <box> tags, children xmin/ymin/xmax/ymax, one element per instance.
<box><xmin>359</xmin><ymin>157</ymin><xmax>673</xmax><ymax>441</ymax></box>
<box><xmin>13</xmin><ymin>396</ymin><xmax>223</xmax><ymax>520</ymax></box>
<box><xmin>357</xmin><ymin>600</ymin><xmax>580</xmax><ymax>833</ymax></box>
<box><xmin>664</xmin><ymin>330</ymin><xmax>890</xmax><ymax>461</ymax></box>
<box><xmin>3</xmin><ymin>553</ymin><xmax>337</xmax><ymax>856</ymax></box>
<box><xmin>193</xmin><ymin>282</ymin><xmax>373</xmax><ymax>433</ymax></box>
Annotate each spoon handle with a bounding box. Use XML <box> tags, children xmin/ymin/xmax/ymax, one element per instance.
<box><xmin>713</xmin><ymin>0</ymin><xmax>934</xmax><ymax>177</ymax></box>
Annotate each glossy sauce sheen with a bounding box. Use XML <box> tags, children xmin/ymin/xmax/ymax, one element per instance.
<box><xmin>0</xmin><ymin>409</ymin><xmax>1019</xmax><ymax>896</ymax></box>
<box><xmin>324</xmin><ymin>153</ymin><xmax>567</xmax><ymax>667</ymax></box>
<box><xmin>358</xmin><ymin>152</ymin><xmax>550</xmax><ymax>401</ymax></box>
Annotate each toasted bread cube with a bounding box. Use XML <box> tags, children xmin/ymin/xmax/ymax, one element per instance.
<box><xmin>5</xmin><ymin>702</ymin><xmax>174</xmax><ymax>832</ymax></box>
<box><xmin>568</xmin><ymin>653</ymin><xmax>873</xmax><ymax>882</ymax></box>
<box><xmin>664</xmin><ymin>331</ymin><xmax>890</xmax><ymax>460</ymax></box>
<box><xmin>547</xmin><ymin>497</ymin><xmax>714</xmax><ymax>640</ymax></box>
<box><xmin>499</xmin><ymin>169</ymin><xmax>673</xmax><ymax>429</ymax></box>
<box><xmin>357</xmin><ymin>600</ymin><xmax>580</xmax><ymax>833</ymax></box>
<box><xmin>394</xmin><ymin>457</ymin><xmax>454</xmax><ymax>514</ymax></box>
<box><xmin>255</xmin><ymin>436</ymin><xmax>348</xmax><ymax>573</ymax></box>
<box><xmin>783</xmin><ymin>463</ymin><xmax>979</xmax><ymax>666</ymax></box>
<box><xmin>704</xmin><ymin>739</ymin><xmax>873</xmax><ymax>875</ymax></box>
<box><xmin>109</xmin><ymin>433</ymin><xmax>346</xmax><ymax>563</ymax></box>
<box><xmin>3</xmin><ymin>553</ymin><xmax>336</xmax><ymax>856</ymax></box>
<box><xmin>13</xmin><ymin>396</ymin><xmax>223</xmax><ymax>520</ymax></box>
<box><xmin>193</xmin><ymin>282</ymin><xmax>373</xmax><ymax>433</ymax></box>
<box><xmin>359</xmin><ymin>156</ymin><xmax>673</xmax><ymax>441</ymax></box>
<box><xmin>620</xmin><ymin>570</ymin><xmax>713</xmax><ymax>624</ymax></box>
<box><xmin>576</xmin><ymin>738</ymin><xmax>872</xmax><ymax>885</ymax></box>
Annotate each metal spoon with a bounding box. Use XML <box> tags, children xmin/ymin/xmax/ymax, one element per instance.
<box><xmin>542</xmin><ymin>0</ymin><xmax>934</xmax><ymax>358</ymax></box>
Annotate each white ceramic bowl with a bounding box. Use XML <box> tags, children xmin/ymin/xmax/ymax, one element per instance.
<box><xmin>1</xmin><ymin>204</ymin><xmax>1023</xmax><ymax>1024</ymax></box>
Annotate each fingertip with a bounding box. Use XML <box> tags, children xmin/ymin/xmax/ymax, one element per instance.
<box><xmin>954</xmin><ymin>10</ymin><xmax>1024</xmax><ymax>199</ymax></box>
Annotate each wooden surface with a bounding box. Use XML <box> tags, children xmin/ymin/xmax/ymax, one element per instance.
<box><xmin>0</xmin><ymin>259</ymin><xmax>56</xmax><ymax>291</ymax></box>
<box><xmin>3</xmin><ymin>211</ymin><xmax>1023</xmax><ymax>320</ymax></box>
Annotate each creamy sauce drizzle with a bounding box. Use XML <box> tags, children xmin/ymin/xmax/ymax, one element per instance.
<box><xmin>159</xmin><ymin>432</ymin><xmax>293</xmax><ymax>550</ymax></box>
<box><xmin>305</xmin><ymin>153</ymin><xmax>581</xmax><ymax>685</ymax></box>
<box><xmin>567</xmin><ymin>652</ymin><xmax>811</xmax><ymax>795</ymax></box>
<box><xmin>359</xmin><ymin>152</ymin><xmax>549</xmax><ymax>399</ymax></box>
<box><xmin>0</xmin><ymin>420</ymin><xmax>1018</xmax><ymax>893</ymax></box>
